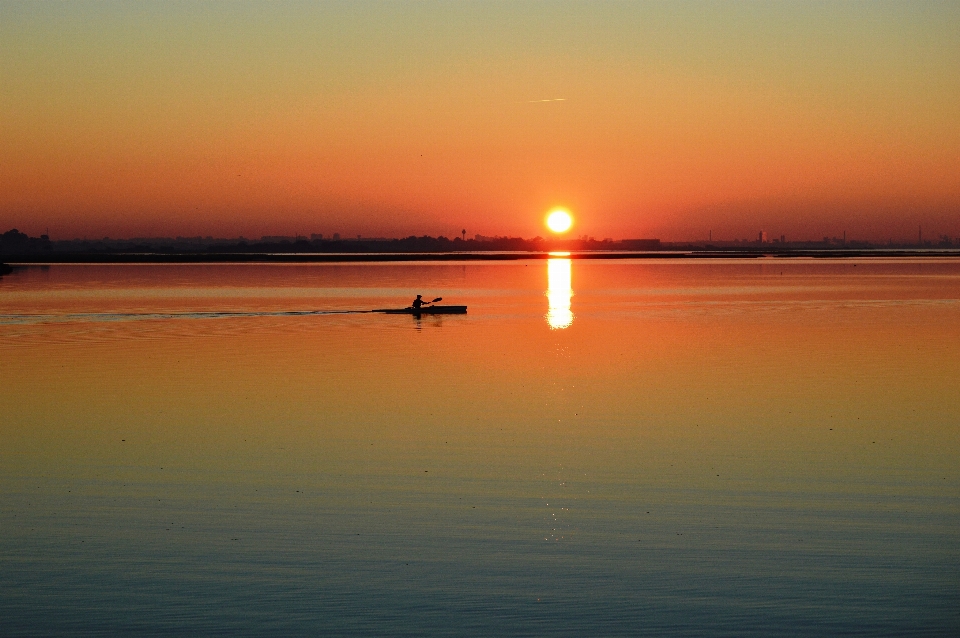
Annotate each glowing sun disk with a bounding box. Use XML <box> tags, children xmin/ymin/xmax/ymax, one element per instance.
<box><xmin>546</xmin><ymin>209</ymin><xmax>573</xmax><ymax>233</ymax></box>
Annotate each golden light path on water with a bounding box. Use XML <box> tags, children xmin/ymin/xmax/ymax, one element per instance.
<box><xmin>546</xmin><ymin>256</ymin><xmax>573</xmax><ymax>329</ymax></box>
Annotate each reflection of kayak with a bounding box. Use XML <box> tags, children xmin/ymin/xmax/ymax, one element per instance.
<box><xmin>374</xmin><ymin>305</ymin><xmax>467</xmax><ymax>315</ymax></box>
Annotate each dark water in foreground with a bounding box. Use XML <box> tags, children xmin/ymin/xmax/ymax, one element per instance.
<box><xmin>1</xmin><ymin>259</ymin><xmax>958</xmax><ymax>636</ymax></box>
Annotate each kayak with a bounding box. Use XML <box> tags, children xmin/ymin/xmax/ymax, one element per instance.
<box><xmin>375</xmin><ymin>305</ymin><xmax>467</xmax><ymax>315</ymax></box>
<box><xmin>374</xmin><ymin>305</ymin><xmax>467</xmax><ymax>315</ymax></box>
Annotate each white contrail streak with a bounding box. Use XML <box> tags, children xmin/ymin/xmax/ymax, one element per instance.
<box><xmin>527</xmin><ymin>98</ymin><xmax>567</xmax><ymax>103</ymax></box>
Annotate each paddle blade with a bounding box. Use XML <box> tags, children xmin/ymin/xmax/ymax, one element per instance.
<box><xmin>431</xmin><ymin>297</ymin><xmax>442</xmax><ymax>302</ymax></box>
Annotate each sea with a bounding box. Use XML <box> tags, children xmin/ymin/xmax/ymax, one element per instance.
<box><xmin>1</xmin><ymin>258</ymin><xmax>958</xmax><ymax>636</ymax></box>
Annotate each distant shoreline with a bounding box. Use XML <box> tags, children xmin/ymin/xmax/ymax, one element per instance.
<box><xmin>5</xmin><ymin>249</ymin><xmax>960</xmax><ymax>264</ymax></box>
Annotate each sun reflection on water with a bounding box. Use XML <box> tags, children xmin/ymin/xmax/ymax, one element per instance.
<box><xmin>546</xmin><ymin>257</ymin><xmax>573</xmax><ymax>329</ymax></box>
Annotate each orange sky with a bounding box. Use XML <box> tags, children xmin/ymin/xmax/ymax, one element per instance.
<box><xmin>1</xmin><ymin>2</ymin><xmax>958</xmax><ymax>241</ymax></box>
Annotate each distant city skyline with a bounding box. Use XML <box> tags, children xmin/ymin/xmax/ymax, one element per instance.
<box><xmin>5</xmin><ymin>226</ymin><xmax>955</xmax><ymax>252</ymax></box>
<box><xmin>5</xmin><ymin>225</ymin><xmax>955</xmax><ymax>246</ymax></box>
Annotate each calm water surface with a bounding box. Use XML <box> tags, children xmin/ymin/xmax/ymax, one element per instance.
<box><xmin>1</xmin><ymin>259</ymin><xmax>958</xmax><ymax>636</ymax></box>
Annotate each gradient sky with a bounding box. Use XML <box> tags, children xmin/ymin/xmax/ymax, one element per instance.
<box><xmin>1</xmin><ymin>1</ymin><xmax>958</xmax><ymax>241</ymax></box>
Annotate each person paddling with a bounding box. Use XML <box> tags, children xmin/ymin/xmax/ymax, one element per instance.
<box><xmin>411</xmin><ymin>294</ymin><xmax>428</xmax><ymax>310</ymax></box>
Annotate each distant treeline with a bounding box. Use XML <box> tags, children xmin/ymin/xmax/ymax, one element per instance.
<box><xmin>1</xmin><ymin>230</ymin><xmax>661</xmax><ymax>256</ymax></box>
<box><xmin>3</xmin><ymin>228</ymin><xmax>959</xmax><ymax>261</ymax></box>
<box><xmin>1</xmin><ymin>228</ymin><xmax>53</xmax><ymax>253</ymax></box>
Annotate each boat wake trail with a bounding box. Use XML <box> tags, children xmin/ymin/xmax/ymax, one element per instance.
<box><xmin>0</xmin><ymin>309</ymin><xmax>374</xmax><ymax>325</ymax></box>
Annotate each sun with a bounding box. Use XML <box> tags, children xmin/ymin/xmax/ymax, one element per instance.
<box><xmin>546</xmin><ymin>209</ymin><xmax>573</xmax><ymax>233</ymax></box>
